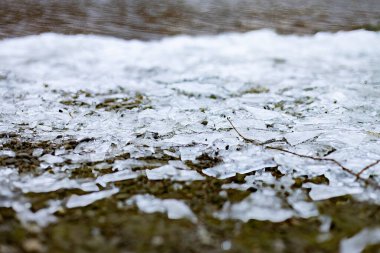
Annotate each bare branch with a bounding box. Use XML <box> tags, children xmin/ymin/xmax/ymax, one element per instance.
<box><xmin>227</xmin><ymin>117</ymin><xmax>285</xmax><ymax>146</ymax></box>
<box><xmin>356</xmin><ymin>160</ymin><xmax>380</xmax><ymax>177</ymax></box>
<box><xmin>227</xmin><ymin>117</ymin><xmax>262</xmax><ymax>145</ymax></box>
<box><xmin>227</xmin><ymin>117</ymin><xmax>380</xmax><ymax>189</ymax></box>
<box><xmin>265</xmin><ymin>146</ymin><xmax>356</xmax><ymax>176</ymax></box>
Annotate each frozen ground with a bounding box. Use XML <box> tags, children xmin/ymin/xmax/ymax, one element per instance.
<box><xmin>0</xmin><ymin>30</ymin><xmax>380</xmax><ymax>252</ymax></box>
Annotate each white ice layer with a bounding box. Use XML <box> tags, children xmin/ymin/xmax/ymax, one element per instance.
<box><xmin>126</xmin><ymin>194</ymin><xmax>197</xmax><ymax>222</ymax></box>
<box><xmin>340</xmin><ymin>228</ymin><xmax>380</xmax><ymax>253</ymax></box>
<box><xmin>215</xmin><ymin>189</ymin><xmax>294</xmax><ymax>222</ymax></box>
<box><xmin>66</xmin><ymin>188</ymin><xmax>119</xmax><ymax>208</ymax></box>
<box><xmin>0</xmin><ymin>30</ymin><xmax>380</xmax><ymax>225</ymax></box>
<box><xmin>146</xmin><ymin>164</ymin><xmax>204</xmax><ymax>181</ymax></box>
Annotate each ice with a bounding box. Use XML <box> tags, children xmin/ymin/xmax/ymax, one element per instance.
<box><xmin>146</xmin><ymin>164</ymin><xmax>204</xmax><ymax>181</ymax></box>
<box><xmin>32</xmin><ymin>148</ymin><xmax>44</xmax><ymax>157</ymax></box>
<box><xmin>12</xmin><ymin>200</ymin><xmax>62</xmax><ymax>226</ymax></box>
<box><xmin>305</xmin><ymin>183</ymin><xmax>364</xmax><ymax>201</ymax></box>
<box><xmin>0</xmin><ymin>29</ymin><xmax>380</xmax><ymax>226</ymax></box>
<box><xmin>290</xmin><ymin>201</ymin><xmax>318</xmax><ymax>219</ymax></box>
<box><xmin>203</xmin><ymin>147</ymin><xmax>277</xmax><ymax>179</ymax></box>
<box><xmin>179</xmin><ymin>146</ymin><xmax>204</xmax><ymax>161</ymax></box>
<box><xmin>95</xmin><ymin>170</ymin><xmax>141</xmax><ymax>186</ymax></box>
<box><xmin>66</xmin><ymin>188</ymin><xmax>119</xmax><ymax>208</ymax></box>
<box><xmin>126</xmin><ymin>194</ymin><xmax>197</xmax><ymax>222</ymax></box>
<box><xmin>40</xmin><ymin>154</ymin><xmax>64</xmax><ymax>164</ymax></box>
<box><xmin>284</xmin><ymin>131</ymin><xmax>322</xmax><ymax>146</ymax></box>
<box><xmin>243</xmin><ymin>106</ymin><xmax>289</xmax><ymax>121</ymax></box>
<box><xmin>340</xmin><ymin>228</ymin><xmax>380</xmax><ymax>253</ymax></box>
<box><xmin>0</xmin><ymin>168</ymin><xmax>19</xmax><ymax>201</ymax></box>
<box><xmin>319</xmin><ymin>215</ymin><xmax>332</xmax><ymax>233</ymax></box>
<box><xmin>221</xmin><ymin>241</ymin><xmax>232</xmax><ymax>251</ymax></box>
<box><xmin>0</xmin><ymin>150</ymin><xmax>15</xmax><ymax>157</ymax></box>
<box><xmin>215</xmin><ymin>189</ymin><xmax>294</xmax><ymax>222</ymax></box>
<box><xmin>14</xmin><ymin>173</ymin><xmax>99</xmax><ymax>193</ymax></box>
<box><xmin>220</xmin><ymin>174</ymin><xmax>319</xmax><ymax>221</ymax></box>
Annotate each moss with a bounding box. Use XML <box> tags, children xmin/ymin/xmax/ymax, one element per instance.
<box><xmin>233</xmin><ymin>173</ymin><xmax>246</xmax><ymax>183</ymax></box>
<box><xmin>241</xmin><ymin>86</ymin><xmax>270</xmax><ymax>94</ymax></box>
<box><xmin>294</xmin><ymin>96</ymin><xmax>315</xmax><ymax>105</ymax></box>
<box><xmin>273</xmin><ymin>58</ymin><xmax>286</xmax><ymax>64</ymax></box>
<box><xmin>49</xmin><ymin>209</ymin><xmax>212</xmax><ymax>253</ymax></box>
<box><xmin>137</xmin><ymin>151</ymin><xmax>177</xmax><ymax>163</ymax></box>
<box><xmin>67</xmin><ymin>161</ymin><xmax>114</xmax><ymax>180</ymax></box>
<box><xmin>69</xmin><ymin>166</ymin><xmax>97</xmax><ymax>179</ymax></box>
<box><xmin>26</xmin><ymin>189</ymin><xmax>88</xmax><ymax>212</ymax></box>
<box><xmin>0</xmin><ymin>132</ymin><xmax>18</xmax><ymax>138</ymax></box>
<box><xmin>58</xmin><ymin>89</ymin><xmax>150</xmax><ymax>112</ymax></box>
<box><xmin>172</xmin><ymin>90</ymin><xmax>222</xmax><ymax>100</ymax></box>
<box><xmin>317</xmin><ymin>196</ymin><xmax>380</xmax><ymax>246</ymax></box>
<box><xmin>0</xmin><ymin>135</ymin><xmax>81</xmax><ymax>174</ymax></box>
<box><xmin>0</xmin><ymin>208</ymin><xmax>31</xmax><ymax>253</ymax></box>
<box><xmin>60</xmin><ymin>100</ymin><xmax>90</xmax><ymax>107</ymax></box>
<box><xmin>185</xmin><ymin>153</ymin><xmax>223</xmax><ymax>175</ymax></box>
<box><xmin>367</xmin><ymin>131</ymin><xmax>380</xmax><ymax>138</ymax></box>
<box><xmin>264</xmin><ymin>96</ymin><xmax>317</xmax><ymax>118</ymax></box>
<box><xmin>225</xmin><ymin>189</ymin><xmax>251</xmax><ymax>203</ymax></box>
<box><xmin>266</xmin><ymin>167</ymin><xmax>285</xmax><ymax>179</ymax></box>
<box><xmin>272</xmin><ymin>100</ymin><xmax>286</xmax><ymax>111</ymax></box>
<box><xmin>114</xmin><ymin>176</ymin><xmax>227</xmax><ymax>216</ymax></box>
<box><xmin>2</xmin><ymin>186</ymin><xmax>380</xmax><ymax>253</ymax></box>
<box><xmin>2</xmin><ymin>135</ymin><xmax>380</xmax><ymax>252</ymax></box>
<box><xmin>292</xmin><ymin>175</ymin><xmax>329</xmax><ymax>189</ymax></box>
<box><xmin>95</xmin><ymin>94</ymin><xmax>146</xmax><ymax>111</ymax></box>
<box><xmin>363</xmin><ymin>244</ymin><xmax>380</xmax><ymax>253</ymax></box>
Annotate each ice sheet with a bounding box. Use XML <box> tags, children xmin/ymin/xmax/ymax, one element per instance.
<box><xmin>0</xmin><ymin>29</ymin><xmax>380</xmax><ymax>225</ymax></box>
<box><xmin>340</xmin><ymin>228</ymin><xmax>380</xmax><ymax>253</ymax></box>
<box><xmin>126</xmin><ymin>194</ymin><xmax>197</xmax><ymax>222</ymax></box>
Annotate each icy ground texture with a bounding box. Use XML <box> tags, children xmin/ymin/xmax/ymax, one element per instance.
<box><xmin>0</xmin><ymin>30</ymin><xmax>380</xmax><ymax>226</ymax></box>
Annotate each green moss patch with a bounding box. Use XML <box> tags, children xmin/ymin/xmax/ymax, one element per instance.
<box><xmin>2</xmin><ymin>194</ymin><xmax>380</xmax><ymax>253</ymax></box>
<box><xmin>0</xmin><ymin>135</ymin><xmax>81</xmax><ymax>174</ymax></box>
<box><xmin>58</xmin><ymin>89</ymin><xmax>151</xmax><ymax>112</ymax></box>
<box><xmin>241</xmin><ymin>86</ymin><xmax>270</xmax><ymax>94</ymax></box>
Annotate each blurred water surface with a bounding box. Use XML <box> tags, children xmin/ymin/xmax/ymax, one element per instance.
<box><xmin>1</xmin><ymin>0</ymin><xmax>380</xmax><ymax>40</ymax></box>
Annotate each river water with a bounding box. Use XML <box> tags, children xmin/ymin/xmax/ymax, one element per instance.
<box><xmin>1</xmin><ymin>0</ymin><xmax>380</xmax><ymax>40</ymax></box>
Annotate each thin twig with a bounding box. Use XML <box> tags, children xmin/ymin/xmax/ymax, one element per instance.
<box><xmin>227</xmin><ymin>117</ymin><xmax>380</xmax><ymax>189</ymax></box>
<box><xmin>356</xmin><ymin>160</ymin><xmax>380</xmax><ymax>177</ymax></box>
<box><xmin>264</xmin><ymin>146</ymin><xmax>357</xmax><ymax>176</ymax></box>
<box><xmin>227</xmin><ymin>117</ymin><xmax>284</xmax><ymax>145</ymax></box>
<box><xmin>227</xmin><ymin>117</ymin><xmax>261</xmax><ymax>145</ymax></box>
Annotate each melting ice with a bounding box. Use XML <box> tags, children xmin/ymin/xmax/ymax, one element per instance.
<box><xmin>0</xmin><ymin>30</ymin><xmax>380</xmax><ymax>225</ymax></box>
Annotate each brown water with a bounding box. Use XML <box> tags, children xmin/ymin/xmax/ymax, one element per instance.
<box><xmin>0</xmin><ymin>0</ymin><xmax>380</xmax><ymax>40</ymax></box>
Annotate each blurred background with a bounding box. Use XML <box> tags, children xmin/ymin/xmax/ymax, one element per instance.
<box><xmin>1</xmin><ymin>0</ymin><xmax>380</xmax><ymax>40</ymax></box>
